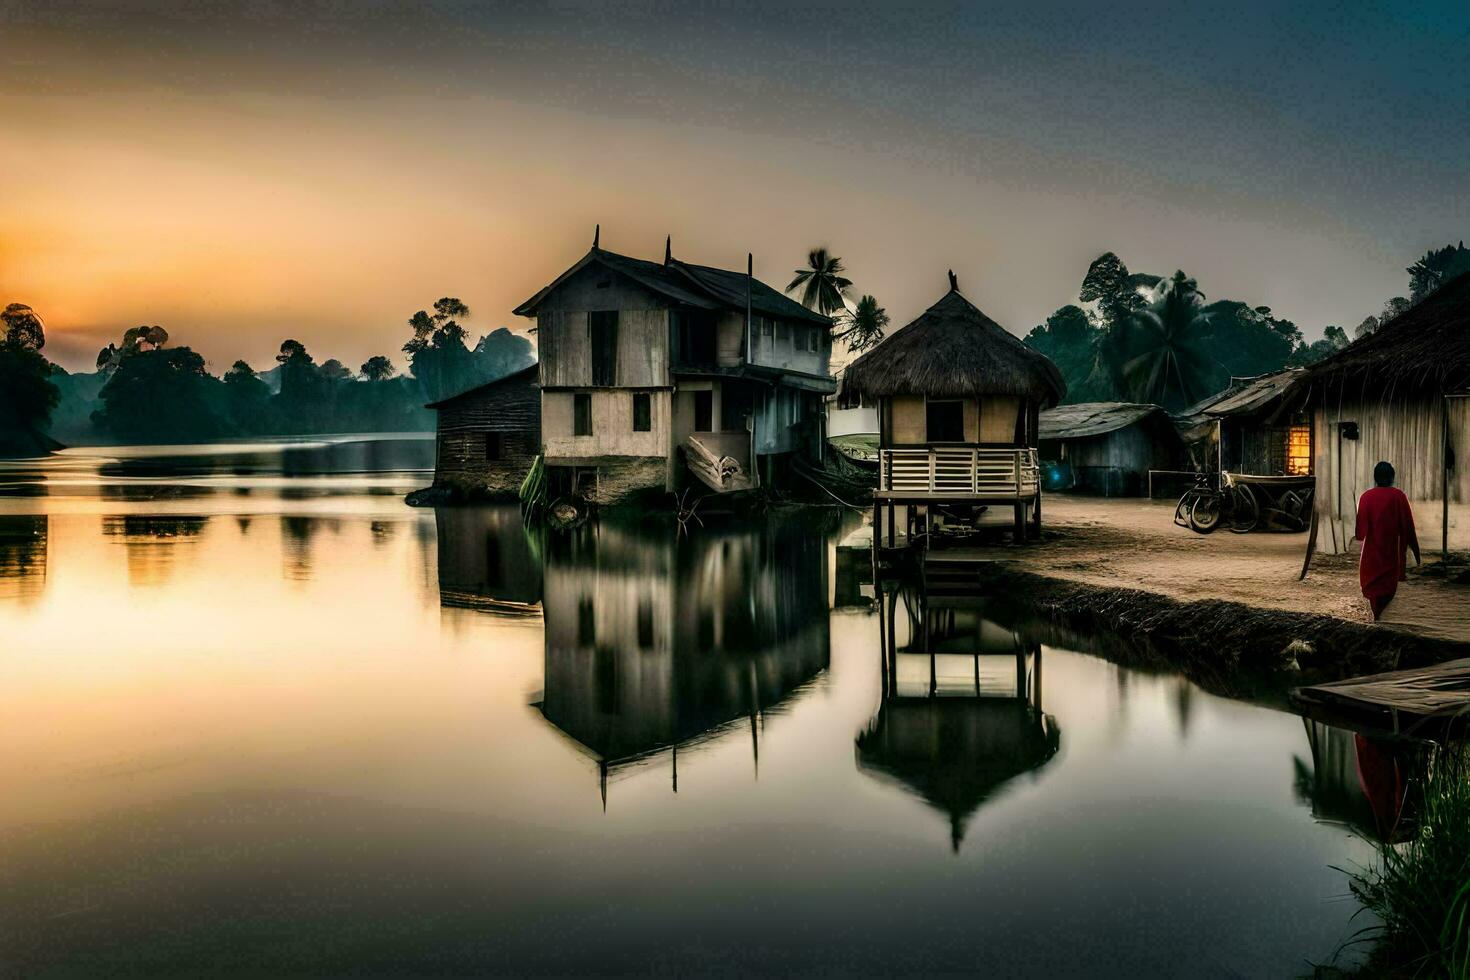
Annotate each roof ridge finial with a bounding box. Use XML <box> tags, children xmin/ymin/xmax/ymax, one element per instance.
<box><xmin>593</xmin><ymin>223</ymin><xmax>600</xmax><ymax>249</ymax></box>
<box><xmin>664</xmin><ymin>234</ymin><xmax>672</xmax><ymax>265</ymax></box>
<box><xmin>948</xmin><ymin>269</ymin><xmax>958</xmax><ymax>292</ymax></box>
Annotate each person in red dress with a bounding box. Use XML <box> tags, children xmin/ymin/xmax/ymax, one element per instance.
<box><xmin>1355</xmin><ymin>461</ymin><xmax>1421</xmax><ymax>621</ymax></box>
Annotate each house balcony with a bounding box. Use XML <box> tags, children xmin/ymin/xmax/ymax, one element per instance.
<box><xmin>877</xmin><ymin>447</ymin><xmax>1039</xmax><ymax>500</ymax></box>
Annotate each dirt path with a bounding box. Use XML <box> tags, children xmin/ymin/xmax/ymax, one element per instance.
<box><xmin>1016</xmin><ymin>497</ymin><xmax>1470</xmax><ymax>646</ymax></box>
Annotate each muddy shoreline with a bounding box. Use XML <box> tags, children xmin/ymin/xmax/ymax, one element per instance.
<box><xmin>968</xmin><ymin>564</ymin><xmax>1469</xmax><ymax>700</ymax></box>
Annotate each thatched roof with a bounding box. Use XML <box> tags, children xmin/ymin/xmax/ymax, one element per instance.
<box><xmin>1303</xmin><ymin>269</ymin><xmax>1470</xmax><ymax>395</ymax></box>
<box><xmin>1038</xmin><ymin>402</ymin><xmax>1169</xmax><ymax>441</ymax></box>
<box><xmin>841</xmin><ymin>287</ymin><xmax>1066</xmax><ymax>407</ymax></box>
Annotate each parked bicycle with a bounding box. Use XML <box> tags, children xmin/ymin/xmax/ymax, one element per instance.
<box><xmin>1174</xmin><ymin>471</ymin><xmax>1314</xmax><ymax>535</ymax></box>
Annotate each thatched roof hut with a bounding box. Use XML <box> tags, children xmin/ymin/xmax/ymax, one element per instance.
<box><xmin>840</xmin><ymin>283</ymin><xmax>1066</xmax><ymax>408</ymax></box>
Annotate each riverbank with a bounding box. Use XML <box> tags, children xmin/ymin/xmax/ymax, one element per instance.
<box><xmin>859</xmin><ymin>496</ymin><xmax>1470</xmax><ymax>694</ymax></box>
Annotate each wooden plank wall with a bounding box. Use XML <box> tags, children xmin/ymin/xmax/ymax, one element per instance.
<box><xmin>1315</xmin><ymin>396</ymin><xmax>1469</xmax><ymax>554</ymax></box>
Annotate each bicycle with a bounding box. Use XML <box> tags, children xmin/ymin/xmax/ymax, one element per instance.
<box><xmin>1173</xmin><ymin>472</ymin><xmax>1259</xmax><ymax>535</ymax></box>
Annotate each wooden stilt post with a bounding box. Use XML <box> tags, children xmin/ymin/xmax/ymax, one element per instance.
<box><xmin>1013</xmin><ymin>502</ymin><xmax>1025</xmax><ymax>544</ymax></box>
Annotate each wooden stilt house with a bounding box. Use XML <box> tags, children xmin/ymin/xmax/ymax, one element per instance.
<box><xmin>840</xmin><ymin>273</ymin><xmax>1067</xmax><ymax>545</ymax></box>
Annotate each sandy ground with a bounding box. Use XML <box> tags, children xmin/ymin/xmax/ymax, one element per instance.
<box><xmin>880</xmin><ymin>496</ymin><xmax>1470</xmax><ymax>646</ymax></box>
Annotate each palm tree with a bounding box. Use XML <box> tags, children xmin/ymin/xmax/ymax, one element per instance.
<box><xmin>786</xmin><ymin>248</ymin><xmax>852</xmax><ymax>316</ymax></box>
<box><xmin>1107</xmin><ymin>271</ymin><xmax>1217</xmax><ymax>411</ymax></box>
<box><xmin>834</xmin><ymin>294</ymin><xmax>889</xmax><ymax>354</ymax></box>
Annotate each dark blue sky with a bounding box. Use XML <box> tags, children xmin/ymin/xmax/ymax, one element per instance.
<box><xmin>3</xmin><ymin>0</ymin><xmax>1467</xmax><ymax>369</ymax></box>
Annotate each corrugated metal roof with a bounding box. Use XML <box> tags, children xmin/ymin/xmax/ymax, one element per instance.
<box><xmin>1201</xmin><ymin>368</ymin><xmax>1304</xmax><ymax>418</ymax></box>
<box><xmin>1038</xmin><ymin>402</ymin><xmax>1165</xmax><ymax>440</ymax></box>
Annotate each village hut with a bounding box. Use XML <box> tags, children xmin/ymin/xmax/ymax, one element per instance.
<box><xmin>422</xmin><ymin>364</ymin><xmax>540</xmax><ymax>501</ymax></box>
<box><xmin>1295</xmin><ymin>270</ymin><xmax>1470</xmax><ymax>556</ymax></box>
<box><xmin>1037</xmin><ymin>402</ymin><xmax>1187</xmax><ymax>496</ymax></box>
<box><xmin>841</xmin><ymin>273</ymin><xmax>1066</xmax><ymax>544</ymax></box>
<box><xmin>1173</xmin><ymin>368</ymin><xmax>1311</xmax><ymax>476</ymax></box>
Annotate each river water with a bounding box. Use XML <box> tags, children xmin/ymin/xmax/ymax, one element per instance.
<box><xmin>0</xmin><ymin>437</ymin><xmax>1381</xmax><ymax>976</ymax></box>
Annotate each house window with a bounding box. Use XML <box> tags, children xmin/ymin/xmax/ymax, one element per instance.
<box><xmin>632</xmin><ymin>392</ymin><xmax>651</xmax><ymax>432</ymax></box>
<box><xmin>693</xmin><ymin>390</ymin><xmax>713</xmax><ymax>432</ymax></box>
<box><xmin>926</xmin><ymin>399</ymin><xmax>966</xmax><ymax>443</ymax></box>
<box><xmin>636</xmin><ymin>598</ymin><xmax>654</xmax><ymax>650</ymax></box>
<box><xmin>578</xmin><ymin>596</ymin><xmax>595</xmax><ymax>646</ymax></box>
<box><xmin>806</xmin><ymin>329</ymin><xmax>820</xmax><ymax>353</ymax></box>
<box><xmin>590</xmin><ymin>311</ymin><xmax>618</xmax><ymax>386</ymax></box>
<box><xmin>759</xmin><ymin>317</ymin><xmax>774</xmax><ymax>351</ymax></box>
<box><xmin>484</xmin><ymin>432</ymin><xmax>502</xmax><ymax>461</ymax></box>
<box><xmin>776</xmin><ymin>321</ymin><xmax>789</xmax><ymax>344</ymax></box>
<box><xmin>574</xmin><ymin>393</ymin><xmax>592</xmax><ymax>436</ymax></box>
<box><xmin>1286</xmin><ymin>424</ymin><xmax>1311</xmax><ymax>476</ymax></box>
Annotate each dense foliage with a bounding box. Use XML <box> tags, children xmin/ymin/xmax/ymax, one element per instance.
<box><xmin>0</xmin><ymin>304</ymin><xmax>61</xmax><ymax>456</ymax></box>
<box><xmin>1028</xmin><ymin>251</ymin><xmax>1368</xmax><ymax>408</ymax></box>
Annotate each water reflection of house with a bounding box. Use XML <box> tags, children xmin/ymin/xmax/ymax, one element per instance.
<box><xmin>434</xmin><ymin>505</ymin><xmax>542</xmax><ymax>613</ymax></box>
<box><xmin>0</xmin><ymin>515</ymin><xmax>47</xmax><ymax>603</ymax></box>
<box><xmin>533</xmin><ymin>518</ymin><xmax>830</xmax><ymax>804</ymax></box>
<box><xmin>1294</xmin><ymin>719</ymin><xmax>1424</xmax><ymax>844</ymax></box>
<box><xmin>858</xmin><ymin>590</ymin><xmax>1060</xmax><ymax>851</ymax></box>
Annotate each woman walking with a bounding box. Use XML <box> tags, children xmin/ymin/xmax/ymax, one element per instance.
<box><xmin>1355</xmin><ymin>461</ymin><xmax>1421</xmax><ymax>621</ymax></box>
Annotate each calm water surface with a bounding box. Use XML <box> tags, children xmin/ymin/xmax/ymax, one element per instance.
<box><xmin>1</xmin><ymin>437</ymin><xmax>1380</xmax><ymax>976</ymax></box>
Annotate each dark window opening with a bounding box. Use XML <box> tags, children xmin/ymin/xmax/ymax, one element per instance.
<box><xmin>484</xmin><ymin>432</ymin><xmax>502</xmax><ymax>461</ymax></box>
<box><xmin>483</xmin><ymin>535</ymin><xmax>501</xmax><ymax>588</ymax></box>
<box><xmin>574</xmin><ymin>393</ymin><xmax>592</xmax><ymax>436</ymax></box>
<box><xmin>573</xmin><ymin>467</ymin><xmax>598</xmax><ymax>498</ymax></box>
<box><xmin>693</xmin><ymin>390</ymin><xmax>713</xmax><ymax>432</ymax></box>
<box><xmin>594</xmin><ymin>645</ymin><xmax>619</xmax><ymax>714</ymax></box>
<box><xmin>776</xmin><ymin>321</ymin><xmax>789</xmax><ymax>344</ymax></box>
<box><xmin>673</xmin><ymin>310</ymin><xmax>716</xmax><ymax>367</ymax></box>
<box><xmin>721</xmin><ymin>384</ymin><xmax>754</xmax><ymax>431</ymax></box>
<box><xmin>590</xmin><ymin>311</ymin><xmax>618</xmax><ymax>386</ymax></box>
<box><xmin>926</xmin><ymin>399</ymin><xmax>966</xmax><ymax>443</ymax></box>
<box><xmin>636</xmin><ymin>598</ymin><xmax>654</xmax><ymax>650</ymax></box>
<box><xmin>632</xmin><ymin>392</ymin><xmax>651</xmax><ymax>432</ymax></box>
<box><xmin>577</xmin><ymin>597</ymin><xmax>595</xmax><ymax>646</ymax></box>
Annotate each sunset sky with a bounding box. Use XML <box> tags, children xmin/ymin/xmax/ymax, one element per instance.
<box><xmin>3</xmin><ymin>1</ymin><xmax>1468</xmax><ymax>373</ymax></box>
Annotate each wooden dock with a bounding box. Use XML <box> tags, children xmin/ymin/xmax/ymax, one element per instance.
<box><xmin>1292</xmin><ymin>658</ymin><xmax>1470</xmax><ymax>739</ymax></box>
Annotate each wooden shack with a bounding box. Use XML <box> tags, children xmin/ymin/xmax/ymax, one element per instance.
<box><xmin>1295</xmin><ymin>271</ymin><xmax>1470</xmax><ymax>556</ymax></box>
<box><xmin>1037</xmin><ymin>402</ymin><xmax>1186</xmax><ymax>496</ymax></box>
<box><xmin>1174</xmin><ymin>369</ymin><xmax>1310</xmax><ymax>476</ymax></box>
<box><xmin>425</xmin><ymin>364</ymin><xmax>540</xmax><ymax>500</ymax></box>
<box><xmin>841</xmin><ymin>273</ymin><xmax>1066</xmax><ymax>544</ymax></box>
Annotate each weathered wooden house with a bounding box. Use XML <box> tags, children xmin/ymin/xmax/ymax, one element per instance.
<box><xmin>1037</xmin><ymin>402</ymin><xmax>1187</xmax><ymax>496</ymax></box>
<box><xmin>533</xmin><ymin>516</ymin><xmax>830</xmax><ymax>804</ymax></box>
<box><xmin>425</xmin><ymin>364</ymin><xmax>540</xmax><ymax>500</ymax></box>
<box><xmin>511</xmin><ymin>234</ymin><xmax>836</xmax><ymax>505</ymax></box>
<box><xmin>1174</xmin><ymin>369</ymin><xmax>1310</xmax><ymax>476</ymax></box>
<box><xmin>1295</xmin><ymin>271</ymin><xmax>1470</xmax><ymax>556</ymax></box>
<box><xmin>841</xmin><ymin>274</ymin><xmax>1066</xmax><ymax>543</ymax></box>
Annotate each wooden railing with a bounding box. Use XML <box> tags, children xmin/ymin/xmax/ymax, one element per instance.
<box><xmin>879</xmin><ymin>447</ymin><xmax>1039</xmax><ymax>498</ymax></box>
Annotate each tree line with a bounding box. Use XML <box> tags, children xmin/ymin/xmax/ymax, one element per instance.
<box><xmin>1021</xmin><ymin>243</ymin><xmax>1470</xmax><ymax>412</ymax></box>
<box><xmin>0</xmin><ymin>299</ymin><xmax>533</xmax><ymax>451</ymax></box>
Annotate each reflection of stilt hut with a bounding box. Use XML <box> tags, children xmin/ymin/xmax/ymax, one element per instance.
<box><xmin>841</xmin><ymin>273</ymin><xmax>1066</xmax><ymax>548</ymax></box>
<box><xmin>533</xmin><ymin>516</ymin><xmax>831</xmax><ymax>806</ymax></box>
<box><xmin>857</xmin><ymin>588</ymin><xmax>1060</xmax><ymax>851</ymax></box>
